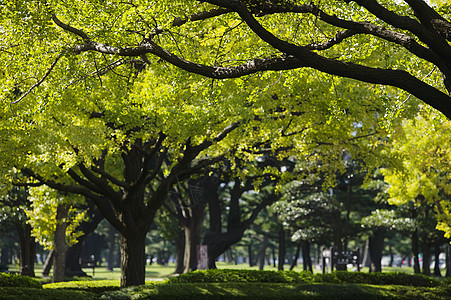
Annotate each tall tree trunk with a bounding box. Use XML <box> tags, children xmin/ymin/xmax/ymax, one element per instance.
<box><xmin>422</xmin><ymin>239</ymin><xmax>431</xmax><ymax>276</ymax></box>
<box><xmin>174</xmin><ymin>232</ymin><xmax>185</xmax><ymax>274</ymax></box>
<box><xmin>16</xmin><ymin>222</ymin><xmax>36</xmax><ymax>277</ymax></box>
<box><xmin>183</xmin><ymin>223</ymin><xmax>200</xmax><ymax>273</ymax></box>
<box><xmin>1</xmin><ymin>248</ymin><xmax>9</xmax><ymax>267</ymax></box>
<box><xmin>369</xmin><ymin>228</ymin><xmax>385</xmax><ymax>273</ymax></box>
<box><xmin>433</xmin><ymin>244</ymin><xmax>442</xmax><ymax>277</ymax></box>
<box><xmin>257</xmin><ymin>235</ymin><xmax>268</xmax><ymax>270</ymax></box>
<box><xmin>120</xmin><ymin>232</ymin><xmax>146</xmax><ymax>287</ymax></box>
<box><xmin>332</xmin><ymin>210</ymin><xmax>343</xmax><ymax>251</ymax></box>
<box><xmin>362</xmin><ymin>239</ymin><xmax>370</xmax><ymax>268</ymax></box>
<box><xmin>412</xmin><ymin>229</ymin><xmax>421</xmax><ymax>274</ymax></box>
<box><xmin>290</xmin><ymin>241</ymin><xmax>302</xmax><ymax>270</ymax></box>
<box><xmin>446</xmin><ymin>243</ymin><xmax>451</xmax><ymax>277</ymax></box>
<box><xmin>42</xmin><ymin>250</ymin><xmax>54</xmax><ymax>277</ymax></box>
<box><xmin>302</xmin><ymin>241</ymin><xmax>313</xmax><ymax>272</ymax></box>
<box><xmin>248</xmin><ymin>243</ymin><xmax>255</xmax><ymax>267</ymax></box>
<box><xmin>107</xmin><ymin>224</ymin><xmax>117</xmax><ymax>271</ymax></box>
<box><xmin>278</xmin><ymin>227</ymin><xmax>285</xmax><ymax>270</ymax></box>
<box><xmin>388</xmin><ymin>245</ymin><xmax>394</xmax><ymax>267</ymax></box>
<box><xmin>53</xmin><ymin>204</ymin><xmax>69</xmax><ymax>283</ymax></box>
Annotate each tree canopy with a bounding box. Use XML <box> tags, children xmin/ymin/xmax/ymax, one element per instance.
<box><xmin>1</xmin><ymin>0</ymin><xmax>449</xmax><ymax>118</ymax></box>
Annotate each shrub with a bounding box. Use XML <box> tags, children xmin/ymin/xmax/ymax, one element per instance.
<box><xmin>0</xmin><ymin>273</ymin><xmax>42</xmax><ymax>288</ymax></box>
<box><xmin>43</xmin><ymin>279</ymin><xmax>121</xmax><ymax>294</ymax></box>
<box><xmin>170</xmin><ymin>269</ymin><xmax>441</xmax><ymax>288</ymax></box>
<box><xmin>168</xmin><ymin>269</ymin><xmax>314</xmax><ymax>283</ymax></box>
<box><xmin>0</xmin><ymin>287</ymin><xmax>97</xmax><ymax>300</ymax></box>
<box><xmin>313</xmin><ymin>271</ymin><xmax>440</xmax><ymax>287</ymax></box>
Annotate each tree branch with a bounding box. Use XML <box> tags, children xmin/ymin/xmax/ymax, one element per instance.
<box><xmin>11</xmin><ymin>53</ymin><xmax>63</xmax><ymax>104</ymax></box>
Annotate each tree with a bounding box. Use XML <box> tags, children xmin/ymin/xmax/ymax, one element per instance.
<box><xmin>25</xmin><ymin>186</ymin><xmax>86</xmax><ymax>282</ymax></box>
<box><xmin>361</xmin><ymin>209</ymin><xmax>414</xmax><ymax>272</ymax></box>
<box><xmin>0</xmin><ymin>0</ymin><xmax>406</xmax><ymax>286</ymax></box>
<box><xmin>383</xmin><ymin>110</ymin><xmax>451</xmax><ymax>240</ymax></box>
<box><xmin>2</xmin><ymin>1</ymin><xmax>449</xmax><ymax>118</ymax></box>
<box><xmin>0</xmin><ymin>185</ymin><xmax>36</xmax><ymax>276</ymax></box>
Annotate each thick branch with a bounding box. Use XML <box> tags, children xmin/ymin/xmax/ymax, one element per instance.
<box><xmin>172</xmin><ymin>7</ymin><xmax>232</xmax><ymax>26</ymax></box>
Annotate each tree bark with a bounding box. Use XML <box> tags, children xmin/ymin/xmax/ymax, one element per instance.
<box><xmin>53</xmin><ymin>204</ymin><xmax>69</xmax><ymax>283</ymax></box>
<box><xmin>42</xmin><ymin>250</ymin><xmax>54</xmax><ymax>277</ymax></box>
<box><xmin>65</xmin><ymin>241</ymin><xmax>87</xmax><ymax>277</ymax></box>
<box><xmin>433</xmin><ymin>244</ymin><xmax>442</xmax><ymax>277</ymax></box>
<box><xmin>422</xmin><ymin>239</ymin><xmax>431</xmax><ymax>275</ymax></box>
<box><xmin>183</xmin><ymin>222</ymin><xmax>201</xmax><ymax>273</ymax></box>
<box><xmin>412</xmin><ymin>229</ymin><xmax>421</xmax><ymax>274</ymax></box>
<box><xmin>1</xmin><ymin>248</ymin><xmax>9</xmax><ymax>267</ymax></box>
<box><xmin>120</xmin><ymin>232</ymin><xmax>146</xmax><ymax>287</ymax></box>
<box><xmin>368</xmin><ymin>228</ymin><xmax>385</xmax><ymax>273</ymax></box>
<box><xmin>257</xmin><ymin>234</ymin><xmax>268</xmax><ymax>270</ymax></box>
<box><xmin>16</xmin><ymin>222</ymin><xmax>36</xmax><ymax>277</ymax></box>
<box><xmin>362</xmin><ymin>239</ymin><xmax>371</xmax><ymax>268</ymax></box>
<box><xmin>446</xmin><ymin>243</ymin><xmax>451</xmax><ymax>277</ymax></box>
<box><xmin>204</xmin><ymin>229</ymin><xmax>245</xmax><ymax>269</ymax></box>
<box><xmin>278</xmin><ymin>227</ymin><xmax>286</xmax><ymax>270</ymax></box>
<box><xmin>302</xmin><ymin>240</ymin><xmax>313</xmax><ymax>272</ymax></box>
<box><xmin>174</xmin><ymin>232</ymin><xmax>185</xmax><ymax>274</ymax></box>
<box><xmin>290</xmin><ymin>241</ymin><xmax>302</xmax><ymax>270</ymax></box>
<box><xmin>248</xmin><ymin>243</ymin><xmax>255</xmax><ymax>267</ymax></box>
<box><xmin>107</xmin><ymin>223</ymin><xmax>117</xmax><ymax>271</ymax></box>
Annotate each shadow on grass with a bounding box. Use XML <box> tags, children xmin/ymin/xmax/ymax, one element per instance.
<box><xmin>102</xmin><ymin>283</ymin><xmax>449</xmax><ymax>300</ymax></box>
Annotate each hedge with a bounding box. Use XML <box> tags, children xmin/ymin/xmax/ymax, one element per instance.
<box><xmin>169</xmin><ymin>269</ymin><xmax>441</xmax><ymax>287</ymax></box>
<box><xmin>0</xmin><ymin>273</ymin><xmax>42</xmax><ymax>288</ymax></box>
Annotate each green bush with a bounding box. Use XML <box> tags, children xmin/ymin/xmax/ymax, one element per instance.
<box><xmin>0</xmin><ymin>287</ymin><xmax>97</xmax><ymax>300</ymax></box>
<box><xmin>170</xmin><ymin>269</ymin><xmax>441</xmax><ymax>287</ymax></box>
<box><xmin>43</xmin><ymin>279</ymin><xmax>121</xmax><ymax>294</ymax></box>
<box><xmin>168</xmin><ymin>269</ymin><xmax>314</xmax><ymax>283</ymax></box>
<box><xmin>313</xmin><ymin>271</ymin><xmax>440</xmax><ymax>287</ymax></box>
<box><xmin>0</xmin><ymin>273</ymin><xmax>42</xmax><ymax>288</ymax></box>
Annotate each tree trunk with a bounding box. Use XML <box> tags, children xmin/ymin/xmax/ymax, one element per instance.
<box><xmin>369</xmin><ymin>228</ymin><xmax>385</xmax><ymax>273</ymax></box>
<box><xmin>42</xmin><ymin>250</ymin><xmax>54</xmax><ymax>277</ymax></box>
<box><xmin>446</xmin><ymin>243</ymin><xmax>451</xmax><ymax>277</ymax></box>
<box><xmin>16</xmin><ymin>222</ymin><xmax>36</xmax><ymax>277</ymax></box>
<box><xmin>174</xmin><ymin>232</ymin><xmax>185</xmax><ymax>274</ymax></box>
<box><xmin>53</xmin><ymin>204</ymin><xmax>69</xmax><ymax>283</ymax></box>
<box><xmin>107</xmin><ymin>224</ymin><xmax>117</xmax><ymax>271</ymax></box>
<box><xmin>433</xmin><ymin>244</ymin><xmax>442</xmax><ymax>277</ymax></box>
<box><xmin>183</xmin><ymin>223</ymin><xmax>200</xmax><ymax>273</ymax></box>
<box><xmin>278</xmin><ymin>227</ymin><xmax>285</xmax><ymax>270</ymax></box>
<box><xmin>120</xmin><ymin>232</ymin><xmax>146</xmax><ymax>287</ymax></box>
<box><xmin>290</xmin><ymin>241</ymin><xmax>302</xmax><ymax>270</ymax></box>
<box><xmin>388</xmin><ymin>245</ymin><xmax>394</xmax><ymax>267</ymax></box>
<box><xmin>204</xmin><ymin>229</ymin><xmax>244</xmax><ymax>269</ymax></box>
<box><xmin>65</xmin><ymin>241</ymin><xmax>87</xmax><ymax>277</ymax></box>
<box><xmin>362</xmin><ymin>239</ymin><xmax>371</xmax><ymax>268</ymax></box>
<box><xmin>332</xmin><ymin>210</ymin><xmax>343</xmax><ymax>251</ymax></box>
<box><xmin>422</xmin><ymin>239</ymin><xmax>431</xmax><ymax>276</ymax></box>
<box><xmin>257</xmin><ymin>235</ymin><xmax>268</xmax><ymax>270</ymax></box>
<box><xmin>302</xmin><ymin>240</ymin><xmax>313</xmax><ymax>272</ymax></box>
<box><xmin>412</xmin><ymin>229</ymin><xmax>421</xmax><ymax>274</ymax></box>
<box><xmin>248</xmin><ymin>243</ymin><xmax>255</xmax><ymax>267</ymax></box>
